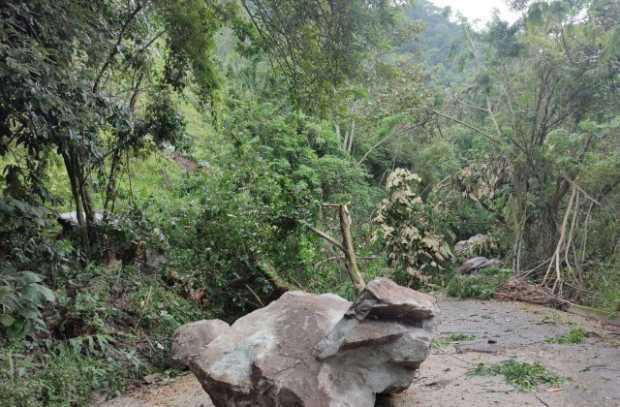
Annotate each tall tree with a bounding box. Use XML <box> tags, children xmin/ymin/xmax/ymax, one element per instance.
<box><xmin>444</xmin><ymin>0</ymin><xmax>620</xmax><ymax>281</ymax></box>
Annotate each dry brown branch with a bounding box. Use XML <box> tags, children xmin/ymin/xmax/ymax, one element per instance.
<box><xmin>580</xmin><ymin>201</ymin><xmax>594</xmax><ymax>264</ymax></box>
<box><xmin>565</xmin><ymin>191</ymin><xmax>580</xmax><ymax>274</ymax></box>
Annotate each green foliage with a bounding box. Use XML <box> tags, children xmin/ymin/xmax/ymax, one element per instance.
<box><xmin>469</xmin><ymin>360</ymin><xmax>562</xmax><ymax>391</ymax></box>
<box><xmin>446</xmin><ymin>268</ymin><xmax>512</xmax><ymax>300</ymax></box>
<box><xmin>163</xmin><ymin>102</ymin><xmax>373</xmax><ymax>318</ymax></box>
<box><xmin>0</xmin><ymin>341</ymin><xmax>144</xmax><ymax>407</ymax></box>
<box><xmin>546</xmin><ymin>328</ymin><xmax>587</xmax><ymax>345</ymax></box>
<box><xmin>0</xmin><ymin>196</ymin><xmax>73</xmax><ymax>339</ymax></box>
<box><xmin>373</xmin><ymin>169</ymin><xmax>453</xmax><ymax>285</ymax></box>
<box><xmin>0</xmin><ymin>270</ymin><xmax>55</xmax><ymax>338</ymax></box>
<box><xmin>0</xmin><ymin>0</ymin><xmax>619</xmax><ymax>403</ymax></box>
<box><xmin>142</xmin><ymin>90</ymin><xmax>188</xmax><ymax>148</ymax></box>
<box><xmin>127</xmin><ymin>282</ymin><xmax>205</xmax><ymax>368</ymax></box>
<box><xmin>403</xmin><ymin>0</ymin><xmax>467</xmax><ymax>81</ymax></box>
<box><xmin>160</xmin><ymin>0</ymin><xmax>229</xmax><ymax>104</ymax></box>
<box><xmin>242</xmin><ymin>0</ymin><xmax>410</xmax><ymax>113</ymax></box>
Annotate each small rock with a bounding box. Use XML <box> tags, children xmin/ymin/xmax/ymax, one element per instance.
<box><xmin>457</xmin><ymin>257</ymin><xmax>502</xmax><ymax>275</ymax></box>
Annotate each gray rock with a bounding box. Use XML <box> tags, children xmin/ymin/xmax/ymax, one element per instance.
<box><xmin>457</xmin><ymin>256</ymin><xmax>502</xmax><ymax>274</ymax></box>
<box><xmin>346</xmin><ymin>277</ymin><xmax>438</xmax><ymax>322</ymax></box>
<box><xmin>171</xmin><ymin>319</ymin><xmax>230</xmax><ymax>369</ymax></box>
<box><xmin>57</xmin><ymin>211</ymin><xmax>104</xmax><ymax>227</ymax></box>
<box><xmin>188</xmin><ymin>278</ymin><xmax>437</xmax><ymax>407</ymax></box>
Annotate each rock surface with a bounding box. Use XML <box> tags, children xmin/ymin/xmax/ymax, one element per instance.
<box><xmin>457</xmin><ymin>256</ymin><xmax>502</xmax><ymax>274</ymax></box>
<box><xmin>171</xmin><ymin>319</ymin><xmax>230</xmax><ymax>369</ymax></box>
<box><xmin>187</xmin><ymin>277</ymin><xmax>437</xmax><ymax>407</ymax></box>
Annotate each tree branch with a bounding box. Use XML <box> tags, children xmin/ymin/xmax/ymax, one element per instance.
<box><xmin>301</xmin><ymin>221</ymin><xmax>345</xmax><ymax>252</ymax></box>
<box><xmin>93</xmin><ymin>2</ymin><xmax>146</xmax><ymax>93</ymax></box>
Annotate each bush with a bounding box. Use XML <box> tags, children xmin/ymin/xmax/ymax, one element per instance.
<box><xmin>127</xmin><ymin>282</ymin><xmax>206</xmax><ymax>367</ymax></box>
<box><xmin>373</xmin><ymin>169</ymin><xmax>453</xmax><ymax>286</ymax></box>
<box><xmin>0</xmin><ymin>270</ymin><xmax>55</xmax><ymax>338</ymax></box>
<box><xmin>164</xmin><ymin>103</ymin><xmax>375</xmax><ymax>319</ymax></box>
<box><xmin>0</xmin><ymin>341</ymin><xmax>143</xmax><ymax>407</ymax></box>
<box><xmin>0</xmin><ymin>197</ymin><xmax>74</xmax><ymax>339</ymax></box>
<box><xmin>546</xmin><ymin>328</ymin><xmax>587</xmax><ymax>344</ymax></box>
<box><xmin>446</xmin><ymin>268</ymin><xmax>511</xmax><ymax>300</ymax></box>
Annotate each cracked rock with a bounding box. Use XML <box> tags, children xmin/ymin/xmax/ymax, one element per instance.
<box><xmin>184</xmin><ymin>278</ymin><xmax>438</xmax><ymax>407</ymax></box>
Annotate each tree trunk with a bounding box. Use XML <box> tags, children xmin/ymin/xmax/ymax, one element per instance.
<box><xmin>104</xmin><ymin>149</ymin><xmax>121</xmax><ymax>216</ymax></box>
<box><xmin>338</xmin><ymin>204</ymin><xmax>366</xmax><ymax>293</ymax></box>
<box><xmin>61</xmin><ymin>144</ymin><xmax>96</xmax><ymax>249</ymax></box>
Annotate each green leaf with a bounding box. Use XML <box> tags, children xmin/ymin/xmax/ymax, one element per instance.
<box><xmin>0</xmin><ymin>314</ymin><xmax>15</xmax><ymax>327</ymax></box>
<box><xmin>33</xmin><ymin>284</ymin><xmax>56</xmax><ymax>302</ymax></box>
<box><xmin>21</xmin><ymin>272</ymin><xmax>43</xmax><ymax>284</ymax></box>
<box><xmin>19</xmin><ymin>309</ymin><xmax>40</xmax><ymax>320</ymax></box>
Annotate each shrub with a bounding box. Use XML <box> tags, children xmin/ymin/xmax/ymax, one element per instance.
<box><xmin>546</xmin><ymin>328</ymin><xmax>587</xmax><ymax>344</ymax></box>
<box><xmin>373</xmin><ymin>169</ymin><xmax>453</xmax><ymax>285</ymax></box>
<box><xmin>0</xmin><ymin>270</ymin><xmax>55</xmax><ymax>338</ymax></box>
<box><xmin>446</xmin><ymin>268</ymin><xmax>511</xmax><ymax>300</ymax></box>
<box><xmin>128</xmin><ymin>282</ymin><xmax>206</xmax><ymax>368</ymax></box>
<box><xmin>0</xmin><ymin>341</ymin><xmax>143</xmax><ymax>407</ymax></box>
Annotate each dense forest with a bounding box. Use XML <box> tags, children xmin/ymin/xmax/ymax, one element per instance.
<box><xmin>1</xmin><ymin>0</ymin><xmax>619</xmax><ymax>405</ymax></box>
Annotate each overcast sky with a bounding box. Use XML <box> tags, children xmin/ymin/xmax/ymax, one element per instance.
<box><xmin>429</xmin><ymin>0</ymin><xmax>521</xmax><ymax>26</ymax></box>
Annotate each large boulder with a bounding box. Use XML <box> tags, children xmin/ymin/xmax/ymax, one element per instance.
<box><xmin>171</xmin><ymin>319</ymin><xmax>230</xmax><ymax>369</ymax></box>
<box><xmin>187</xmin><ymin>277</ymin><xmax>437</xmax><ymax>407</ymax></box>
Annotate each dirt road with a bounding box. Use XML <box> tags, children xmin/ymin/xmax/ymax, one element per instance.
<box><xmin>98</xmin><ymin>297</ymin><xmax>620</xmax><ymax>407</ymax></box>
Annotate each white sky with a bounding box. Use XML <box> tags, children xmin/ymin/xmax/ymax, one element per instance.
<box><xmin>429</xmin><ymin>0</ymin><xmax>521</xmax><ymax>26</ymax></box>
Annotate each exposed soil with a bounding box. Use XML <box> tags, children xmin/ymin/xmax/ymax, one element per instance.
<box><xmin>97</xmin><ymin>297</ymin><xmax>620</xmax><ymax>407</ymax></box>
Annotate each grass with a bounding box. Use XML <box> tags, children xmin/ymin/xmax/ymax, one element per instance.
<box><xmin>469</xmin><ymin>360</ymin><xmax>562</xmax><ymax>391</ymax></box>
<box><xmin>545</xmin><ymin>328</ymin><xmax>587</xmax><ymax>344</ymax></box>
<box><xmin>446</xmin><ymin>268</ymin><xmax>512</xmax><ymax>300</ymax></box>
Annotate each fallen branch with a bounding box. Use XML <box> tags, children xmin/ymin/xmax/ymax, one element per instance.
<box><xmin>339</xmin><ymin>204</ymin><xmax>366</xmax><ymax>293</ymax></box>
<box><xmin>301</xmin><ymin>222</ymin><xmax>345</xmax><ymax>252</ymax></box>
<box><xmin>301</xmin><ymin>204</ymin><xmax>366</xmax><ymax>293</ymax></box>
<box><xmin>245</xmin><ymin>284</ymin><xmax>265</xmax><ymax>307</ymax></box>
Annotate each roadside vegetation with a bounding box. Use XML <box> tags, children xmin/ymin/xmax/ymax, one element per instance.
<box><xmin>546</xmin><ymin>328</ymin><xmax>588</xmax><ymax>344</ymax></box>
<box><xmin>469</xmin><ymin>360</ymin><xmax>563</xmax><ymax>391</ymax></box>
